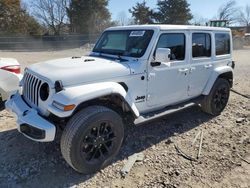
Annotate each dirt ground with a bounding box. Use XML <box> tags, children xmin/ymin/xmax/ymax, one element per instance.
<box><xmin>0</xmin><ymin>47</ymin><xmax>249</xmax><ymax>188</ymax></box>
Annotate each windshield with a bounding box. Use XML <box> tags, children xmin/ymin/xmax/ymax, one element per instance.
<box><xmin>93</xmin><ymin>30</ymin><xmax>154</xmax><ymax>58</ymax></box>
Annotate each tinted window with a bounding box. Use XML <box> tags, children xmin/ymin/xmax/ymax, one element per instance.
<box><xmin>93</xmin><ymin>30</ymin><xmax>154</xmax><ymax>58</ymax></box>
<box><xmin>156</xmin><ymin>33</ymin><xmax>185</xmax><ymax>60</ymax></box>
<box><xmin>215</xmin><ymin>33</ymin><xmax>230</xmax><ymax>55</ymax></box>
<box><xmin>192</xmin><ymin>33</ymin><xmax>211</xmax><ymax>58</ymax></box>
<box><xmin>102</xmin><ymin>33</ymin><xmax>127</xmax><ymax>51</ymax></box>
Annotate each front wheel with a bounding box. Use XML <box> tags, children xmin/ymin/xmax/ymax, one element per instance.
<box><xmin>60</xmin><ymin>106</ymin><xmax>124</xmax><ymax>174</ymax></box>
<box><xmin>201</xmin><ymin>78</ymin><xmax>230</xmax><ymax>116</ymax></box>
<box><xmin>0</xmin><ymin>97</ymin><xmax>5</xmax><ymax>111</ymax></box>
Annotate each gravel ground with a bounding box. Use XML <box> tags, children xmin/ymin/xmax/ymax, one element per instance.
<box><xmin>0</xmin><ymin>47</ymin><xmax>249</xmax><ymax>188</ymax></box>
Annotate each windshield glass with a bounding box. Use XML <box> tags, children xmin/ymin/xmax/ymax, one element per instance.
<box><xmin>93</xmin><ymin>30</ymin><xmax>154</xmax><ymax>58</ymax></box>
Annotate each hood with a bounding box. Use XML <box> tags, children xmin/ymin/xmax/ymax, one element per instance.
<box><xmin>28</xmin><ymin>56</ymin><xmax>131</xmax><ymax>86</ymax></box>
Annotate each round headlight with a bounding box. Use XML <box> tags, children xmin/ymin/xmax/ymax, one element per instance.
<box><xmin>40</xmin><ymin>83</ymin><xmax>50</xmax><ymax>101</ymax></box>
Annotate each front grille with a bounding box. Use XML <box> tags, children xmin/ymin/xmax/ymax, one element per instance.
<box><xmin>23</xmin><ymin>72</ymin><xmax>43</xmax><ymax>106</ymax></box>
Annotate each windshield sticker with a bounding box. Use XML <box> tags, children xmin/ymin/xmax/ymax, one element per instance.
<box><xmin>129</xmin><ymin>31</ymin><xmax>145</xmax><ymax>37</ymax></box>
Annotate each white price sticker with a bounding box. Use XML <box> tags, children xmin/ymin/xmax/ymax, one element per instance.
<box><xmin>129</xmin><ymin>31</ymin><xmax>145</xmax><ymax>37</ymax></box>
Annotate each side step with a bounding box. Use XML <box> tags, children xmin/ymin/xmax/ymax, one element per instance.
<box><xmin>134</xmin><ymin>102</ymin><xmax>197</xmax><ymax>125</ymax></box>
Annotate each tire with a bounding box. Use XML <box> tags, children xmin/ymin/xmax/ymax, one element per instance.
<box><xmin>0</xmin><ymin>98</ymin><xmax>5</xmax><ymax>111</ymax></box>
<box><xmin>60</xmin><ymin>105</ymin><xmax>124</xmax><ymax>174</ymax></box>
<box><xmin>201</xmin><ymin>78</ymin><xmax>230</xmax><ymax>116</ymax></box>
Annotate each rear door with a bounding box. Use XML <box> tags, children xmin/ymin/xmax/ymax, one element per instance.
<box><xmin>188</xmin><ymin>32</ymin><xmax>213</xmax><ymax>97</ymax></box>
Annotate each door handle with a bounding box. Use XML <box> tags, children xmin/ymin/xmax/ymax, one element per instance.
<box><xmin>151</xmin><ymin>62</ymin><xmax>161</xmax><ymax>67</ymax></box>
<box><xmin>178</xmin><ymin>68</ymin><xmax>189</xmax><ymax>73</ymax></box>
<box><xmin>178</xmin><ymin>68</ymin><xmax>189</xmax><ymax>75</ymax></box>
<box><xmin>204</xmin><ymin>64</ymin><xmax>213</xmax><ymax>69</ymax></box>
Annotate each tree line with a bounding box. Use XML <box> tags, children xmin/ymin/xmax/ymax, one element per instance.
<box><xmin>0</xmin><ymin>0</ymin><xmax>249</xmax><ymax>36</ymax></box>
<box><xmin>0</xmin><ymin>0</ymin><xmax>43</xmax><ymax>36</ymax></box>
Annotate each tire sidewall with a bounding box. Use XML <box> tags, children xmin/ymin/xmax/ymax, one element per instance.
<box><xmin>0</xmin><ymin>98</ymin><xmax>5</xmax><ymax>111</ymax></box>
<box><xmin>210</xmin><ymin>79</ymin><xmax>230</xmax><ymax>115</ymax></box>
<box><xmin>69</xmin><ymin>109</ymin><xmax>124</xmax><ymax>173</ymax></box>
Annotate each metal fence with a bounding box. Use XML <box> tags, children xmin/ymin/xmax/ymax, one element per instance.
<box><xmin>0</xmin><ymin>34</ymin><xmax>100</xmax><ymax>51</ymax></box>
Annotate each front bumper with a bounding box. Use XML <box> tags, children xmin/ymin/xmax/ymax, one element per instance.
<box><xmin>5</xmin><ymin>93</ymin><xmax>56</xmax><ymax>142</ymax></box>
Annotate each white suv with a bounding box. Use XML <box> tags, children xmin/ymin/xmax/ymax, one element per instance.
<box><xmin>6</xmin><ymin>25</ymin><xmax>234</xmax><ymax>173</ymax></box>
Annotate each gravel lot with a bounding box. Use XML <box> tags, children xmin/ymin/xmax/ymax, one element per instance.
<box><xmin>0</xmin><ymin>48</ymin><xmax>249</xmax><ymax>188</ymax></box>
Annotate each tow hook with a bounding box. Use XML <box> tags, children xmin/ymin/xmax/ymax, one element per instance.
<box><xmin>23</xmin><ymin>110</ymin><xmax>29</xmax><ymax>116</ymax></box>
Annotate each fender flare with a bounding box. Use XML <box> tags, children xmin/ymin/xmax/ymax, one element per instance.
<box><xmin>202</xmin><ymin>66</ymin><xmax>233</xmax><ymax>95</ymax></box>
<box><xmin>48</xmin><ymin>82</ymin><xmax>140</xmax><ymax>118</ymax></box>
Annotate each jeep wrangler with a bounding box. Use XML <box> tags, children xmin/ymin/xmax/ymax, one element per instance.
<box><xmin>6</xmin><ymin>25</ymin><xmax>234</xmax><ymax>174</ymax></box>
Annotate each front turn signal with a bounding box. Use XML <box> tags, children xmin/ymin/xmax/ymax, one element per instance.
<box><xmin>63</xmin><ymin>104</ymin><xmax>76</xmax><ymax>111</ymax></box>
<box><xmin>52</xmin><ymin>101</ymin><xmax>76</xmax><ymax>111</ymax></box>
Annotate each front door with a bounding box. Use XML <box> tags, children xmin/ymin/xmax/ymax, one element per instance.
<box><xmin>147</xmin><ymin>32</ymin><xmax>190</xmax><ymax>107</ymax></box>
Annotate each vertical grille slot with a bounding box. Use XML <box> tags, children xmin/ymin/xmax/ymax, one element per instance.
<box><xmin>22</xmin><ymin>72</ymin><xmax>43</xmax><ymax>107</ymax></box>
<box><xmin>27</xmin><ymin>74</ymin><xmax>32</xmax><ymax>100</ymax></box>
<box><xmin>36</xmin><ymin>80</ymin><xmax>42</xmax><ymax>106</ymax></box>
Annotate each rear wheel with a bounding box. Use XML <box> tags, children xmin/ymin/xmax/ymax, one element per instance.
<box><xmin>201</xmin><ymin>78</ymin><xmax>230</xmax><ymax>116</ymax></box>
<box><xmin>60</xmin><ymin>106</ymin><xmax>124</xmax><ymax>174</ymax></box>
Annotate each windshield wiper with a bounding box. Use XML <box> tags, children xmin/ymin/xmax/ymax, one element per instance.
<box><xmin>115</xmin><ymin>54</ymin><xmax>129</xmax><ymax>62</ymax></box>
<box><xmin>92</xmin><ymin>50</ymin><xmax>128</xmax><ymax>62</ymax></box>
<box><xmin>116</xmin><ymin>52</ymin><xmax>126</xmax><ymax>61</ymax></box>
<box><xmin>92</xmin><ymin>50</ymin><xmax>110</xmax><ymax>59</ymax></box>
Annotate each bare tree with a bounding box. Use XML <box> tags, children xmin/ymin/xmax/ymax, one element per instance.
<box><xmin>32</xmin><ymin>0</ymin><xmax>69</xmax><ymax>35</ymax></box>
<box><xmin>238</xmin><ymin>5</ymin><xmax>250</xmax><ymax>32</ymax></box>
<box><xmin>116</xmin><ymin>11</ymin><xmax>129</xmax><ymax>26</ymax></box>
<box><xmin>217</xmin><ymin>0</ymin><xmax>239</xmax><ymax>25</ymax></box>
<box><xmin>191</xmin><ymin>14</ymin><xmax>208</xmax><ymax>26</ymax></box>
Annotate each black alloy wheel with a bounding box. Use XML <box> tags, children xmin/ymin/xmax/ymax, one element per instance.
<box><xmin>61</xmin><ymin>106</ymin><xmax>124</xmax><ymax>174</ymax></box>
<box><xmin>81</xmin><ymin>121</ymin><xmax>116</xmax><ymax>163</ymax></box>
<box><xmin>211</xmin><ymin>84</ymin><xmax>230</xmax><ymax>113</ymax></box>
<box><xmin>201</xmin><ymin>78</ymin><xmax>230</xmax><ymax>116</ymax></box>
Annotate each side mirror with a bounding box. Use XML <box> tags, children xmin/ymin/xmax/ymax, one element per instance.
<box><xmin>155</xmin><ymin>48</ymin><xmax>171</xmax><ymax>63</ymax></box>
